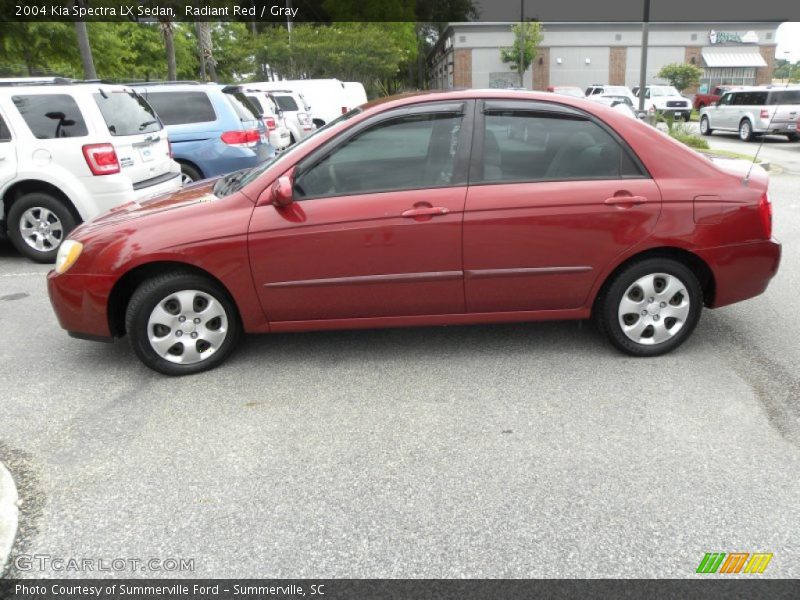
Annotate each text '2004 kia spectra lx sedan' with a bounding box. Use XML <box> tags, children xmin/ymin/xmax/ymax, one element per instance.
<box><xmin>47</xmin><ymin>90</ymin><xmax>781</xmax><ymax>375</ymax></box>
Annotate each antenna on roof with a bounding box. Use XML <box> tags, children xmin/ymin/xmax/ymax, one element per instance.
<box><xmin>744</xmin><ymin>79</ymin><xmax>792</xmax><ymax>185</ymax></box>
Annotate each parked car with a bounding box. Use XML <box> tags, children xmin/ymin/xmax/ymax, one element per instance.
<box><xmin>588</xmin><ymin>94</ymin><xmax>638</xmax><ymax>119</ymax></box>
<box><xmin>245</xmin><ymin>85</ymin><xmax>315</xmax><ymax>143</ymax></box>
<box><xmin>253</xmin><ymin>79</ymin><xmax>354</xmax><ymax>127</ymax></box>
<box><xmin>0</xmin><ymin>80</ymin><xmax>180</xmax><ymax>262</ymax></box>
<box><xmin>131</xmin><ymin>82</ymin><xmax>273</xmax><ymax>184</ymax></box>
<box><xmin>547</xmin><ymin>86</ymin><xmax>585</xmax><ymax>98</ymax></box>
<box><xmin>635</xmin><ymin>85</ymin><xmax>692</xmax><ymax>121</ymax></box>
<box><xmin>699</xmin><ymin>86</ymin><xmax>800</xmax><ymax>142</ymax></box>
<box><xmin>47</xmin><ymin>90</ymin><xmax>781</xmax><ymax>375</ymax></box>
<box><xmin>585</xmin><ymin>84</ymin><xmax>638</xmax><ymax>104</ymax></box>
<box><xmin>693</xmin><ymin>85</ymin><xmax>732</xmax><ymax>110</ymax></box>
<box><xmin>233</xmin><ymin>86</ymin><xmax>292</xmax><ymax>151</ymax></box>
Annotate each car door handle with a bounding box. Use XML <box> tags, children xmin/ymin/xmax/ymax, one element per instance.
<box><xmin>604</xmin><ymin>194</ymin><xmax>648</xmax><ymax>207</ymax></box>
<box><xmin>401</xmin><ymin>206</ymin><xmax>449</xmax><ymax>218</ymax></box>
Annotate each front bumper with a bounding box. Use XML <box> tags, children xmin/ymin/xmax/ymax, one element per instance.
<box><xmin>47</xmin><ymin>270</ymin><xmax>116</xmax><ymax>340</ymax></box>
<box><xmin>697</xmin><ymin>238</ymin><xmax>782</xmax><ymax>308</ymax></box>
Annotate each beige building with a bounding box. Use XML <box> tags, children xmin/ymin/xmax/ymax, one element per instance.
<box><xmin>428</xmin><ymin>22</ymin><xmax>779</xmax><ymax>93</ymax></box>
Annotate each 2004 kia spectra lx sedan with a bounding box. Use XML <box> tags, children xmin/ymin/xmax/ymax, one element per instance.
<box><xmin>47</xmin><ymin>90</ymin><xmax>781</xmax><ymax>375</ymax></box>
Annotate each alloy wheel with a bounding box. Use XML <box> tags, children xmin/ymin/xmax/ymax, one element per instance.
<box><xmin>19</xmin><ymin>207</ymin><xmax>64</xmax><ymax>252</ymax></box>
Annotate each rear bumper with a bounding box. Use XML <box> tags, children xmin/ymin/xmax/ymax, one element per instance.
<box><xmin>697</xmin><ymin>239</ymin><xmax>782</xmax><ymax>308</ymax></box>
<box><xmin>47</xmin><ymin>270</ymin><xmax>116</xmax><ymax>339</ymax></box>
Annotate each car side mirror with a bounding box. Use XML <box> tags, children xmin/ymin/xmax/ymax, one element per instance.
<box><xmin>271</xmin><ymin>175</ymin><xmax>294</xmax><ymax>207</ymax></box>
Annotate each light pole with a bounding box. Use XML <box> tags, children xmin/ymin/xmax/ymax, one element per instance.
<box><xmin>638</xmin><ymin>0</ymin><xmax>651</xmax><ymax>113</ymax></box>
<box><xmin>519</xmin><ymin>0</ymin><xmax>525</xmax><ymax>87</ymax></box>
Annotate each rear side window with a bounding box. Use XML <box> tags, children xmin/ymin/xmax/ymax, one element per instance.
<box><xmin>479</xmin><ymin>111</ymin><xmax>644</xmax><ymax>183</ymax></box>
<box><xmin>246</xmin><ymin>95</ymin><xmax>264</xmax><ymax>115</ymax></box>
<box><xmin>145</xmin><ymin>92</ymin><xmax>216</xmax><ymax>125</ymax></box>
<box><xmin>768</xmin><ymin>90</ymin><xmax>800</xmax><ymax>105</ymax></box>
<box><xmin>0</xmin><ymin>114</ymin><xmax>11</xmax><ymax>141</ymax></box>
<box><xmin>274</xmin><ymin>95</ymin><xmax>299</xmax><ymax>111</ymax></box>
<box><xmin>12</xmin><ymin>94</ymin><xmax>88</xmax><ymax>139</ymax></box>
<box><xmin>93</xmin><ymin>91</ymin><xmax>161</xmax><ymax>136</ymax></box>
<box><xmin>223</xmin><ymin>92</ymin><xmax>260</xmax><ymax>122</ymax></box>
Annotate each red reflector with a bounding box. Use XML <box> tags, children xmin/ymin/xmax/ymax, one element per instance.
<box><xmin>220</xmin><ymin>130</ymin><xmax>260</xmax><ymax>146</ymax></box>
<box><xmin>341</xmin><ymin>106</ymin><xmax>348</xmax><ymax>114</ymax></box>
<box><xmin>759</xmin><ymin>192</ymin><xmax>772</xmax><ymax>239</ymax></box>
<box><xmin>760</xmin><ymin>108</ymin><xmax>769</xmax><ymax>119</ymax></box>
<box><xmin>82</xmin><ymin>143</ymin><xmax>120</xmax><ymax>175</ymax></box>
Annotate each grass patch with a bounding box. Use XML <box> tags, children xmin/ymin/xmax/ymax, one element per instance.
<box><xmin>695</xmin><ymin>148</ymin><xmax>757</xmax><ymax>161</ymax></box>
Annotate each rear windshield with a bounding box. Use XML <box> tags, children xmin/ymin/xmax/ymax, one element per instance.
<box><xmin>274</xmin><ymin>95</ymin><xmax>299</xmax><ymax>112</ymax></box>
<box><xmin>144</xmin><ymin>91</ymin><xmax>216</xmax><ymax>125</ymax></box>
<box><xmin>223</xmin><ymin>92</ymin><xmax>260</xmax><ymax>122</ymax></box>
<box><xmin>94</xmin><ymin>91</ymin><xmax>161</xmax><ymax>136</ymax></box>
<box><xmin>767</xmin><ymin>90</ymin><xmax>800</xmax><ymax>105</ymax></box>
<box><xmin>246</xmin><ymin>95</ymin><xmax>264</xmax><ymax>115</ymax></box>
<box><xmin>11</xmin><ymin>94</ymin><xmax>88</xmax><ymax>139</ymax></box>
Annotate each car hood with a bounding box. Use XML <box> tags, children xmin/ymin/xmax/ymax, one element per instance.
<box><xmin>79</xmin><ymin>180</ymin><xmax>222</xmax><ymax>232</ymax></box>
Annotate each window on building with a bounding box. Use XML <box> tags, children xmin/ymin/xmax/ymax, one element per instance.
<box><xmin>12</xmin><ymin>94</ymin><xmax>88</xmax><ymax>139</ymax></box>
<box><xmin>478</xmin><ymin>111</ymin><xmax>643</xmax><ymax>184</ymax></box>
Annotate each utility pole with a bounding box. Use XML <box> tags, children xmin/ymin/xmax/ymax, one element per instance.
<box><xmin>519</xmin><ymin>0</ymin><xmax>525</xmax><ymax>87</ymax></box>
<box><xmin>638</xmin><ymin>0</ymin><xmax>651</xmax><ymax>112</ymax></box>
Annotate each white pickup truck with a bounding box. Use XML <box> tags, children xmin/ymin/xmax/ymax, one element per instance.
<box><xmin>634</xmin><ymin>85</ymin><xmax>692</xmax><ymax>121</ymax></box>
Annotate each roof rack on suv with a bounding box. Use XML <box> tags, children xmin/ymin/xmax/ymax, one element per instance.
<box><xmin>126</xmin><ymin>81</ymin><xmax>204</xmax><ymax>87</ymax></box>
<box><xmin>0</xmin><ymin>77</ymin><xmax>118</xmax><ymax>87</ymax></box>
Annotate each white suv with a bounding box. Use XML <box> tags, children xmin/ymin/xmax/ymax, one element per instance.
<box><xmin>0</xmin><ymin>80</ymin><xmax>181</xmax><ymax>262</ymax></box>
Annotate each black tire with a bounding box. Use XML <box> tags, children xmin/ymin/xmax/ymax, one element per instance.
<box><xmin>739</xmin><ymin>119</ymin><xmax>754</xmax><ymax>142</ymax></box>
<box><xmin>596</xmin><ymin>258</ymin><xmax>703</xmax><ymax>357</ymax></box>
<box><xmin>787</xmin><ymin>133</ymin><xmax>800</xmax><ymax>142</ymax></box>
<box><xmin>7</xmin><ymin>192</ymin><xmax>77</xmax><ymax>263</ymax></box>
<box><xmin>179</xmin><ymin>163</ymin><xmax>203</xmax><ymax>184</ymax></box>
<box><xmin>125</xmin><ymin>272</ymin><xmax>242</xmax><ymax>375</ymax></box>
<box><xmin>699</xmin><ymin>116</ymin><xmax>712</xmax><ymax>136</ymax></box>
<box><xmin>683</xmin><ymin>113</ymin><xmax>691</xmax><ymax>122</ymax></box>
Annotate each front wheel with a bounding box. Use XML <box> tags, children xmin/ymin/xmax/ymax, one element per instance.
<box><xmin>125</xmin><ymin>272</ymin><xmax>242</xmax><ymax>375</ymax></box>
<box><xmin>7</xmin><ymin>192</ymin><xmax>77</xmax><ymax>263</ymax></box>
<box><xmin>596</xmin><ymin>258</ymin><xmax>703</xmax><ymax>357</ymax></box>
<box><xmin>739</xmin><ymin>119</ymin><xmax>754</xmax><ymax>142</ymax></box>
<box><xmin>787</xmin><ymin>133</ymin><xmax>800</xmax><ymax>142</ymax></box>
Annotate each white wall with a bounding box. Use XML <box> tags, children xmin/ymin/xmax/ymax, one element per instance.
<box><xmin>625</xmin><ymin>46</ymin><xmax>685</xmax><ymax>87</ymax></box>
<box><xmin>548</xmin><ymin>47</ymin><xmax>609</xmax><ymax>88</ymax></box>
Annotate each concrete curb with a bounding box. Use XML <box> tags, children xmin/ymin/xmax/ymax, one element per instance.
<box><xmin>0</xmin><ymin>460</ymin><xmax>19</xmax><ymax>577</ymax></box>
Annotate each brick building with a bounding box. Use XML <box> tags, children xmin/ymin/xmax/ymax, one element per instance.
<box><xmin>428</xmin><ymin>22</ymin><xmax>779</xmax><ymax>93</ymax></box>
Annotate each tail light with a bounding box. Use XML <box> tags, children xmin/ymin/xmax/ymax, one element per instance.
<box><xmin>82</xmin><ymin>144</ymin><xmax>120</xmax><ymax>175</ymax></box>
<box><xmin>220</xmin><ymin>129</ymin><xmax>260</xmax><ymax>147</ymax></box>
<box><xmin>760</xmin><ymin>108</ymin><xmax>769</xmax><ymax>120</ymax></box>
<box><xmin>758</xmin><ymin>192</ymin><xmax>772</xmax><ymax>238</ymax></box>
<box><xmin>263</xmin><ymin>117</ymin><xmax>276</xmax><ymax>131</ymax></box>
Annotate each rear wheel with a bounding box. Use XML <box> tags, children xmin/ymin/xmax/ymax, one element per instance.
<box><xmin>179</xmin><ymin>163</ymin><xmax>202</xmax><ymax>185</ymax></box>
<box><xmin>699</xmin><ymin>116</ymin><xmax>712</xmax><ymax>136</ymax></box>
<box><xmin>739</xmin><ymin>119</ymin><xmax>754</xmax><ymax>142</ymax></box>
<box><xmin>596</xmin><ymin>258</ymin><xmax>702</xmax><ymax>357</ymax></box>
<box><xmin>125</xmin><ymin>272</ymin><xmax>241</xmax><ymax>375</ymax></box>
<box><xmin>7</xmin><ymin>192</ymin><xmax>77</xmax><ymax>263</ymax></box>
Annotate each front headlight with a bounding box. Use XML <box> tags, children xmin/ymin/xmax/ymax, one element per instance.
<box><xmin>55</xmin><ymin>240</ymin><xmax>83</xmax><ymax>274</ymax></box>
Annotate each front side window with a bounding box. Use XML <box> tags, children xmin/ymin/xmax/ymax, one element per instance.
<box><xmin>479</xmin><ymin>111</ymin><xmax>643</xmax><ymax>183</ymax></box>
<box><xmin>719</xmin><ymin>93</ymin><xmax>733</xmax><ymax>105</ymax></box>
<box><xmin>93</xmin><ymin>91</ymin><xmax>161</xmax><ymax>136</ymax></box>
<box><xmin>145</xmin><ymin>92</ymin><xmax>216</xmax><ymax>125</ymax></box>
<box><xmin>274</xmin><ymin>95</ymin><xmax>299</xmax><ymax>112</ymax></box>
<box><xmin>0</xmin><ymin>114</ymin><xmax>11</xmax><ymax>141</ymax></box>
<box><xmin>12</xmin><ymin>94</ymin><xmax>88</xmax><ymax>139</ymax></box>
<box><xmin>294</xmin><ymin>112</ymin><xmax>463</xmax><ymax>199</ymax></box>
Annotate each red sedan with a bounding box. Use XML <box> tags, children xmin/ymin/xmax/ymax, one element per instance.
<box><xmin>47</xmin><ymin>90</ymin><xmax>781</xmax><ymax>375</ymax></box>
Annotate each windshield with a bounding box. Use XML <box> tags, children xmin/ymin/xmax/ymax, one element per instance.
<box><xmin>650</xmin><ymin>86</ymin><xmax>681</xmax><ymax>97</ymax></box>
<box><xmin>94</xmin><ymin>90</ymin><xmax>161</xmax><ymax>136</ymax></box>
<box><xmin>213</xmin><ymin>107</ymin><xmax>363</xmax><ymax>197</ymax></box>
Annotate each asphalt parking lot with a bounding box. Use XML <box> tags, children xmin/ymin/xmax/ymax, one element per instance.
<box><xmin>1</xmin><ymin>142</ymin><xmax>799</xmax><ymax>579</ymax></box>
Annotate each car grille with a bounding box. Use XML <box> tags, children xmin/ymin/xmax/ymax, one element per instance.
<box><xmin>667</xmin><ymin>101</ymin><xmax>689</xmax><ymax>108</ymax></box>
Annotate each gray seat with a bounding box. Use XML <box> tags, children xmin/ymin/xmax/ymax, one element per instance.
<box><xmin>544</xmin><ymin>131</ymin><xmax>596</xmax><ymax>179</ymax></box>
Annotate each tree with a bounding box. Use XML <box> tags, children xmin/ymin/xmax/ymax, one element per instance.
<box><xmin>501</xmin><ymin>22</ymin><xmax>542</xmax><ymax>87</ymax></box>
<box><xmin>657</xmin><ymin>63</ymin><xmax>704</xmax><ymax>92</ymax></box>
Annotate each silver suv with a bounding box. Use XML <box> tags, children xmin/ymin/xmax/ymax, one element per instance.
<box><xmin>699</xmin><ymin>86</ymin><xmax>800</xmax><ymax>142</ymax></box>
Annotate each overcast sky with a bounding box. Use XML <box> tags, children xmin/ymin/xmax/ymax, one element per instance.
<box><xmin>776</xmin><ymin>22</ymin><xmax>800</xmax><ymax>61</ymax></box>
